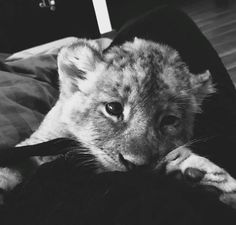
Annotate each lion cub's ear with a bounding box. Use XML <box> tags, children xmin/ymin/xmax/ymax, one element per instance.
<box><xmin>190</xmin><ymin>70</ymin><xmax>216</xmax><ymax>107</ymax></box>
<box><xmin>57</xmin><ymin>39</ymin><xmax>102</xmax><ymax>97</ymax></box>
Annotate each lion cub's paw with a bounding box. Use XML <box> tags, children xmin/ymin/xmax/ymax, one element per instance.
<box><xmin>165</xmin><ymin>147</ymin><xmax>236</xmax><ymax>194</ymax></box>
<box><xmin>220</xmin><ymin>193</ymin><xmax>236</xmax><ymax>209</ymax></box>
<box><xmin>0</xmin><ymin>168</ymin><xmax>22</xmax><ymax>204</ymax></box>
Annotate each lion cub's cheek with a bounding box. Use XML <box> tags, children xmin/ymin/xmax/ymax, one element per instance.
<box><xmin>60</xmin><ymin>92</ymin><xmax>95</xmax><ymax>125</ymax></box>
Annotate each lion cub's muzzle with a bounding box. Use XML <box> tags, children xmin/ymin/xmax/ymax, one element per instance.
<box><xmin>118</xmin><ymin>153</ymin><xmax>159</xmax><ymax>171</ymax></box>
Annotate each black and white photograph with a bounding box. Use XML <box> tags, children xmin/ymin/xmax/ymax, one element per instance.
<box><xmin>0</xmin><ymin>0</ymin><xmax>236</xmax><ymax>224</ymax></box>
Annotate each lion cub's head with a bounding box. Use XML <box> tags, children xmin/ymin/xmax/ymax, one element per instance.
<box><xmin>57</xmin><ymin>38</ymin><xmax>214</xmax><ymax>172</ymax></box>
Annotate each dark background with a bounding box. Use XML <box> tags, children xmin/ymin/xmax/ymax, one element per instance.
<box><xmin>0</xmin><ymin>0</ymin><xmax>232</xmax><ymax>53</ymax></box>
<box><xmin>0</xmin><ymin>0</ymin><xmax>191</xmax><ymax>53</ymax></box>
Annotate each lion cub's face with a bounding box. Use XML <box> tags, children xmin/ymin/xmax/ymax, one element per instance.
<box><xmin>57</xmin><ymin>38</ymin><xmax>214</xmax><ymax>171</ymax></box>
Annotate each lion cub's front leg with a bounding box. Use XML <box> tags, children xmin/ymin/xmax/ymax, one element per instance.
<box><xmin>165</xmin><ymin>147</ymin><xmax>236</xmax><ymax>209</ymax></box>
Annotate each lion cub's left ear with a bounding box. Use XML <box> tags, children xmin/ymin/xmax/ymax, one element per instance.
<box><xmin>57</xmin><ymin>39</ymin><xmax>102</xmax><ymax>97</ymax></box>
<box><xmin>190</xmin><ymin>70</ymin><xmax>216</xmax><ymax>105</ymax></box>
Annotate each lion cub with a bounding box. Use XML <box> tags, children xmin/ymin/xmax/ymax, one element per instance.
<box><xmin>1</xmin><ymin>38</ymin><xmax>236</xmax><ymax>207</ymax></box>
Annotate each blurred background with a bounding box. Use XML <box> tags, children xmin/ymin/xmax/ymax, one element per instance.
<box><xmin>0</xmin><ymin>0</ymin><xmax>235</xmax><ymax>84</ymax></box>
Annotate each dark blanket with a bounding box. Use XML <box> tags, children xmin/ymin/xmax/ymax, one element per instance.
<box><xmin>1</xmin><ymin>139</ymin><xmax>236</xmax><ymax>225</ymax></box>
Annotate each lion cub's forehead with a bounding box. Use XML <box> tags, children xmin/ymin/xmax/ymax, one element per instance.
<box><xmin>98</xmin><ymin>39</ymin><xmax>190</xmax><ymax>102</ymax></box>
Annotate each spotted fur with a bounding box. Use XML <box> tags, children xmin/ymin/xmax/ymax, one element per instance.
<box><xmin>1</xmin><ymin>38</ymin><xmax>236</xmax><ymax>209</ymax></box>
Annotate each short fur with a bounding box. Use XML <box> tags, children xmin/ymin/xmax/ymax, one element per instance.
<box><xmin>19</xmin><ymin>38</ymin><xmax>214</xmax><ymax>170</ymax></box>
<box><xmin>1</xmin><ymin>38</ymin><xmax>236</xmax><ymax>208</ymax></box>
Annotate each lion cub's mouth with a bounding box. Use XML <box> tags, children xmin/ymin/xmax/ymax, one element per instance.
<box><xmin>95</xmin><ymin>152</ymin><xmax>162</xmax><ymax>173</ymax></box>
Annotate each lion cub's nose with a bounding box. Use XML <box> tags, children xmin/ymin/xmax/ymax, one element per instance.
<box><xmin>119</xmin><ymin>153</ymin><xmax>157</xmax><ymax>171</ymax></box>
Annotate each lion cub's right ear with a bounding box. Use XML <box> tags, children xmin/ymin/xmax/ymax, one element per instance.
<box><xmin>57</xmin><ymin>39</ymin><xmax>102</xmax><ymax>97</ymax></box>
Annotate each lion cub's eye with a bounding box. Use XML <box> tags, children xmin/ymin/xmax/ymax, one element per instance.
<box><xmin>105</xmin><ymin>102</ymin><xmax>123</xmax><ymax>117</ymax></box>
<box><xmin>161</xmin><ymin>115</ymin><xmax>179</xmax><ymax>126</ymax></box>
<box><xmin>160</xmin><ymin>115</ymin><xmax>180</xmax><ymax>133</ymax></box>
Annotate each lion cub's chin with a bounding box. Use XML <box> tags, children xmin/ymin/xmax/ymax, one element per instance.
<box><xmin>96</xmin><ymin>159</ymin><xmax>127</xmax><ymax>173</ymax></box>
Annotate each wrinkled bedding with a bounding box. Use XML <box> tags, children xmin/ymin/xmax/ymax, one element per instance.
<box><xmin>0</xmin><ymin>54</ymin><xmax>59</xmax><ymax>149</ymax></box>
